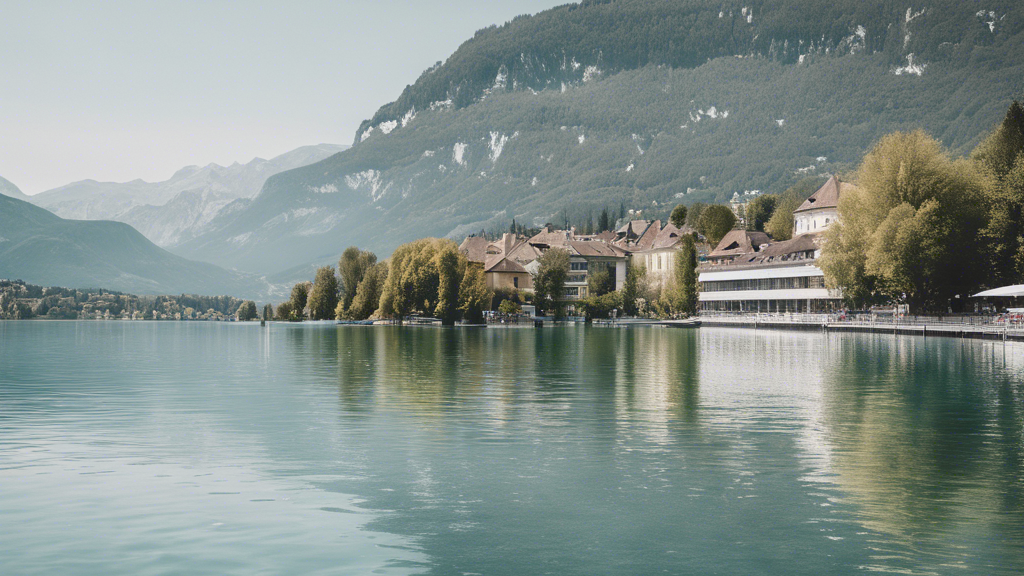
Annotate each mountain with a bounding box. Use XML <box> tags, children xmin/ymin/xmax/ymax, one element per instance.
<box><xmin>0</xmin><ymin>176</ymin><xmax>32</xmax><ymax>202</ymax></box>
<box><xmin>170</xmin><ymin>0</ymin><xmax>1024</xmax><ymax>275</ymax></box>
<box><xmin>29</xmin><ymin>143</ymin><xmax>348</xmax><ymax>246</ymax></box>
<box><xmin>0</xmin><ymin>192</ymin><xmax>260</xmax><ymax>298</ymax></box>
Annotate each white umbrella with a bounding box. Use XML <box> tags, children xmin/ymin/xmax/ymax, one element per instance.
<box><xmin>972</xmin><ymin>284</ymin><xmax>1024</xmax><ymax>297</ymax></box>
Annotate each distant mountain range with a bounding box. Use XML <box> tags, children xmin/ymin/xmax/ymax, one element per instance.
<box><xmin>0</xmin><ymin>176</ymin><xmax>31</xmax><ymax>202</ymax></box>
<box><xmin>28</xmin><ymin>143</ymin><xmax>348</xmax><ymax>248</ymax></box>
<box><xmin>0</xmin><ymin>186</ymin><xmax>260</xmax><ymax>298</ymax></box>
<box><xmin>162</xmin><ymin>0</ymin><xmax>1024</xmax><ymax>276</ymax></box>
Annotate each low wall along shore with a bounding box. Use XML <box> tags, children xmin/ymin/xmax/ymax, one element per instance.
<box><xmin>700</xmin><ymin>313</ymin><xmax>1024</xmax><ymax>341</ymax></box>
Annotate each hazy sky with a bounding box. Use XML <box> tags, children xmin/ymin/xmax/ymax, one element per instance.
<box><xmin>0</xmin><ymin>0</ymin><xmax>567</xmax><ymax>194</ymax></box>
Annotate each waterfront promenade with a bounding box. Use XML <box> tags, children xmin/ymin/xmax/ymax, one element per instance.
<box><xmin>700</xmin><ymin>312</ymin><xmax>1024</xmax><ymax>341</ymax></box>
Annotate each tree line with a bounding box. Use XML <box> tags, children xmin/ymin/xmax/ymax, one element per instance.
<box><xmin>819</xmin><ymin>101</ymin><xmax>1024</xmax><ymax>312</ymax></box>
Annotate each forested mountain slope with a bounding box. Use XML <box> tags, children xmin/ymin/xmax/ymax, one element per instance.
<box><xmin>0</xmin><ymin>192</ymin><xmax>258</xmax><ymax>297</ymax></box>
<box><xmin>173</xmin><ymin>0</ymin><xmax>1024</xmax><ymax>275</ymax></box>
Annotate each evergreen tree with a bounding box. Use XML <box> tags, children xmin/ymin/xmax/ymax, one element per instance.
<box><xmin>598</xmin><ymin>208</ymin><xmax>610</xmax><ymax>233</ymax></box>
<box><xmin>675</xmin><ymin>235</ymin><xmax>698</xmax><ymax>316</ymax></box>
<box><xmin>621</xmin><ymin>264</ymin><xmax>647</xmax><ymax>317</ymax></box>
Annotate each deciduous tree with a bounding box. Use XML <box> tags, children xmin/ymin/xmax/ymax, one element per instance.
<box><xmin>308</xmin><ymin>266</ymin><xmax>340</xmax><ymax>320</ymax></box>
<box><xmin>533</xmin><ymin>248</ymin><xmax>570</xmax><ymax>317</ymax></box>
<box><xmin>338</xmin><ymin>247</ymin><xmax>377</xmax><ymax>310</ymax></box>
<box><xmin>696</xmin><ymin>205</ymin><xmax>736</xmax><ymax>247</ymax></box>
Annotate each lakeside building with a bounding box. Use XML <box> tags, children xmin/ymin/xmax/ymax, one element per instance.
<box><xmin>460</xmin><ymin>227</ymin><xmax>630</xmax><ymax>300</ymax></box>
<box><xmin>698</xmin><ymin>176</ymin><xmax>849</xmax><ymax>313</ymax></box>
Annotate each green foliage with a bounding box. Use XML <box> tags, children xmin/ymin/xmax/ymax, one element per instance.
<box><xmin>308</xmin><ymin>266</ymin><xmax>340</xmax><ymax>320</ymax></box>
<box><xmin>586</xmin><ymin>266</ymin><xmax>615</xmax><ymax>298</ymax></box>
<box><xmin>765</xmin><ymin>195</ymin><xmax>799</xmax><ymax>240</ymax></box>
<box><xmin>669</xmin><ymin>204</ymin><xmax>688</xmax><ymax>229</ymax></box>
<box><xmin>533</xmin><ymin>248</ymin><xmax>570</xmax><ymax>317</ymax></box>
<box><xmin>236</xmin><ymin>300</ymin><xmax>258</xmax><ymax>321</ymax></box>
<box><xmin>0</xmin><ymin>279</ymin><xmax>246</xmax><ymax>320</ymax></box>
<box><xmin>262</xmin><ymin>303</ymin><xmax>273</xmax><ymax>321</ymax></box>
<box><xmin>175</xmin><ymin>1</ymin><xmax>1024</xmax><ymax>277</ymax></box>
<box><xmin>434</xmin><ymin>245</ymin><xmax>462</xmax><ymax>325</ymax></box>
<box><xmin>621</xmin><ymin>264</ymin><xmax>649</xmax><ymax>317</ymax></box>
<box><xmin>973</xmin><ymin>101</ymin><xmax>1024</xmax><ymax>286</ymax></box>
<box><xmin>685</xmin><ymin>203</ymin><xmax>707</xmax><ymax>229</ymax></box>
<box><xmin>497</xmin><ymin>298</ymin><xmax>522</xmax><ymax>315</ymax></box>
<box><xmin>289</xmin><ymin>282</ymin><xmax>310</xmax><ymax>320</ymax></box>
<box><xmin>490</xmin><ymin>287</ymin><xmax>522</xmax><ymax>312</ymax></box>
<box><xmin>745</xmin><ymin>195</ymin><xmax>777</xmax><ymax>232</ymax></box>
<box><xmin>347</xmin><ymin>262</ymin><xmax>388</xmax><ymax>320</ymax></box>
<box><xmin>377</xmin><ymin>238</ymin><xmax>456</xmax><ymax>319</ymax></box>
<box><xmin>577</xmin><ymin>290</ymin><xmax>623</xmax><ymax>321</ymax></box>
<box><xmin>458</xmin><ymin>264</ymin><xmax>491</xmax><ymax>323</ymax></box>
<box><xmin>696</xmin><ymin>205</ymin><xmax>736</xmax><ymax>247</ymax></box>
<box><xmin>338</xmin><ymin>247</ymin><xmax>378</xmax><ymax>310</ymax></box>
<box><xmin>674</xmin><ymin>236</ymin><xmax>699</xmax><ymax>316</ymax></box>
<box><xmin>820</xmin><ymin>130</ymin><xmax>989</xmax><ymax>311</ymax></box>
<box><xmin>274</xmin><ymin>301</ymin><xmax>295</xmax><ymax>321</ymax></box>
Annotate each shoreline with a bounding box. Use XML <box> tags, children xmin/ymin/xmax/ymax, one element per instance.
<box><xmin>700</xmin><ymin>315</ymin><xmax>1024</xmax><ymax>341</ymax></box>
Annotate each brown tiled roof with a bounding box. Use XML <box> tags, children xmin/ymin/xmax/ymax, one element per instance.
<box><xmin>592</xmin><ymin>230</ymin><xmax>616</xmax><ymax>242</ymax></box>
<box><xmin>756</xmin><ymin>232</ymin><xmax>822</xmax><ymax>258</ymax></box>
<box><xmin>459</xmin><ymin>236</ymin><xmax>489</xmax><ymax>263</ymax></box>
<box><xmin>507</xmin><ymin>240</ymin><xmax>543</xmax><ymax>265</ymax></box>
<box><xmin>633</xmin><ymin>219</ymin><xmax>661</xmax><ymax>250</ymax></box>
<box><xmin>652</xmin><ymin>222</ymin><xmax>693</xmax><ymax>250</ymax></box>
<box><xmin>528</xmin><ymin>226</ymin><xmax>574</xmax><ymax>248</ymax></box>
<box><xmin>709</xmin><ymin>230</ymin><xmax>771</xmax><ymax>258</ymax></box>
<box><xmin>795</xmin><ymin>175</ymin><xmax>855</xmax><ymax>213</ymax></box>
<box><xmin>484</xmin><ymin>256</ymin><xmax>528</xmax><ymax>273</ymax></box>
<box><xmin>568</xmin><ymin>240</ymin><xmax>629</xmax><ymax>258</ymax></box>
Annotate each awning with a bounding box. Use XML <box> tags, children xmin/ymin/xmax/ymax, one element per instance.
<box><xmin>972</xmin><ymin>284</ymin><xmax>1024</xmax><ymax>297</ymax></box>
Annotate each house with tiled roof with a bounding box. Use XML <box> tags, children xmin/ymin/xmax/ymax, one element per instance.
<box><xmin>698</xmin><ymin>177</ymin><xmax>856</xmax><ymax>313</ymax></box>
<box><xmin>792</xmin><ymin>175</ymin><xmax>855</xmax><ymax>236</ymax></box>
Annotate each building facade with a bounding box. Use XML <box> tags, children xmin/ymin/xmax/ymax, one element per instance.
<box><xmin>698</xmin><ymin>176</ymin><xmax>851</xmax><ymax>313</ymax></box>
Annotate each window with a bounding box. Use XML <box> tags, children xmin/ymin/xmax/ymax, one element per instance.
<box><xmin>513</xmin><ymin>277</ymin><xmax>518</xmax><ymax>289</ymax></box>
<box><xmin>570</xmin><ymin>261</ymin><xmax>588</xmax><ymax>271</ymax></box>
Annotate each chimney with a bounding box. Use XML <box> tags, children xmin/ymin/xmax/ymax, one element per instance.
<box><xmin>502</xmin><ymin>232</ymin><xmax>514</xmax><ymax>256</ymax></box>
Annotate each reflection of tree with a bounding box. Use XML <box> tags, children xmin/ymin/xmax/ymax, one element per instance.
<box><xmin>820</xmin><ymin>336</ymin><xmax>1024</xmax><ymax>554</ymax></box>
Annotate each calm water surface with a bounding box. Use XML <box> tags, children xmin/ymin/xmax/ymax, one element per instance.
<box><xmin>1</xmin><ymin>322</ymin><xmax>1022</xmax><ymax>575</ymax></box>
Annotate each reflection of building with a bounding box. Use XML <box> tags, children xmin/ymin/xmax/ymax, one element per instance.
<box><xmin>699</xmin><ymin>177</ymin><xmax>849</xmax><ymax>313</ymax></box>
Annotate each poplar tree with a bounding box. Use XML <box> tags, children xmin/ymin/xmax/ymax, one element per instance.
<box><xmin>308</xmin><ymin>266</ymin><xmax>340</xmax><ymax>320</ymax></box>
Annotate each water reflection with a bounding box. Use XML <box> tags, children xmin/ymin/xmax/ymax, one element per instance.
<box><xmin>307</xmin><ymin>325</ymin><xmax>1024</xmax><ymax>575</ymax></box>
<box><xmin>3</xmin><ymin>321</ymin><xmax>1022</xmax><ymax>576</ymax></box>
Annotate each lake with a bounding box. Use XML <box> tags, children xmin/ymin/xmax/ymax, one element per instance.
<box><xmin>1</xmin><ymin>321</ymin><xmax>1022</xmax><ymax>575</ymax></box>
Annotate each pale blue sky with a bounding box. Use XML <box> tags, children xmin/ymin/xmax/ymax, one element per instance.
<box><xmin>0</xmin><ymin>0</ymin><xmax>567</xmax><ymax>194</ymax></box>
